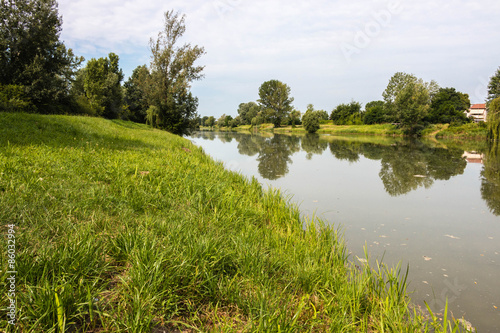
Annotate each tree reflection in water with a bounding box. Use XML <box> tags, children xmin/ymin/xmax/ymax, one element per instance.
<box><xmin>200</xmin><ymin>131</ymin><xmax>500</xmax><ymax>213</ymax></box>
<box><xmin>481</xmin><ymin>143</ymin><xmax>500</xmax><ymax>216</ymax></box>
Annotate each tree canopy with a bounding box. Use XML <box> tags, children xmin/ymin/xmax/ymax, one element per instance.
<box><xmin>487</xmin><ymin>67</ymin><xmax>500</xmax><ymax>104</ymax></box>
<box><xmin>258</xmin><ymin>80</ymin><xmax>294</xmax><ymax>127</ymax></box>
<box><xmin>426</xmin><ymin>87</ymin><xmax>470</xmax><ymax>124</ymax></box>
<box><xmin>0</xmin><ymin>0</ymin><xmax>82</xmax><ymax>112</ymax></box>
<box><xmin>145</xmin><ymin>10</ymin><xmax>205</xmax><ymax>135</ymax></box>
<box><xmin>81</xmin><ymin>53</ymin><xmax>124</xmax><ymax>119</ymax></box>
<box><xmin>330</xmin><ymin>101</ymin><xmax>362</xmax><ymax>125</ymax></box>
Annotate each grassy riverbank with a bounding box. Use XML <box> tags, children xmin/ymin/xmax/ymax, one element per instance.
<box><xmin>0</xmin><ymin>113</ymin><xmax>470</xmax><ymax>332</ymax></box>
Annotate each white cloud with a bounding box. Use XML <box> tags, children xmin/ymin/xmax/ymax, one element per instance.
<box><xmin>58</xmin><ymin>0</ymin><xmax>500</xmax><ymax>116</ymax></box>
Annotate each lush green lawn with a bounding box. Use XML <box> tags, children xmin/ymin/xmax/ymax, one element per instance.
<box><xmin>0</xmin><ymin>113</ymin><xmax>469</xmax><ymax>332</ymax></box>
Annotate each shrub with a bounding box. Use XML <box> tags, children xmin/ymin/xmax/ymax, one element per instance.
<box><xmin>302</xmin><ymin>111</ymin><xmax>320</xmax><ymax>133</ymax></box>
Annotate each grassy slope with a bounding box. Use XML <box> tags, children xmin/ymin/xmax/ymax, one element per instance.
<box><xmin>0</xmin><ymin>113</ymin><xmax>467</xmax><ymax>332</ymax></box>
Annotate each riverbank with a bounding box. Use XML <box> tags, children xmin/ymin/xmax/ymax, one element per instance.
<box><xmin>0</xmin><ymin>113</ymin><xmax>470</xmax><ymax>332</ymax></box>
<box><xmin>204</xmin><ymin>122</ymin><xmax>489</xmax><ymax>140</ymax></box>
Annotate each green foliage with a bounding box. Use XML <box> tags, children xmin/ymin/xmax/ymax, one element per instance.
<box><xmin>0</xmin><ymin>0</ymin><xmax>82</xmax><ymax>113</ymax></box>
<box><xmin>124</xmin><ymin>65</ymin><xmax>150</xmax><ymax>123</ymax></box>
<box><xmin>205</xmin><ymin>115</ymin><xmax>215</xmax><ymax>127</ymax></box>
<box><xmin>0</xmin><ymin>84</ymin><xmax>35</xmax><ymax>112</ymax></box>
<box><xmin>81</xmin><ymin>53</ymin><xmax>125</xmax><ymax>119</ymax></box>
<box><xmin>302</xmin><ymin>110</ymin><xmax>320</xmax><ymax>133</ymax></box>
<box><xmin>426</xmin><ymin>87</ymin><xmax>470</xmax><ymax>124</ymax></box>
<box><xmin>330</xmin><ymin>101</ymin><xmax>362</xmax><ymax>125</ymax></box>
<box><xmin>363</xmin><ymin>100</ymin><xmax>386</xmax><ymax>124</ymax></box>
<box><xmin>487</xmin><ymin>67</ymin><xmax>500</xmax><ymax>104</ymax></box>
<box><xmin>383</xmin><ymin>72</ymin><xmax>438</xmax><ymax>134</ymax></box>
<box><xmin>237</xmin><ymin>101</ymin><xmax>260</xmax><ymax>125</ymax></box>
<box><xmin>290</xmin><ymin>109</ymin><xmax>301</xmax><ymax>127</ymax></box>
<box><xmin>146</xmin><ymin>10</ymin><xmax>205</xmax><ymax>136</ymax></box>
<box><xmin>258</xmin><ymin>80</ymin><xmax>294</xmax><ymax>127</ymax></box>
<box><xmin>394</xmin><ymin>81</ymin><xmax>430</xmax><ymax>134</ymax></box>
<box><xmin>487</xmin><ymin>97</ymin><xmax>500</xmax><ymax>141</ymax></box>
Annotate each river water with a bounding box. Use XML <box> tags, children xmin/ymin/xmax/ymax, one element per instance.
<box><xmin>190</xmin><ymin>131</ymin><xmax>500</xmax><ymax>332</ymax></box>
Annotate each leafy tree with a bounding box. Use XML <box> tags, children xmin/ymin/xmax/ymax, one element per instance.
<box><xmin>487</xmin><ymin>67</ymin><xmax>500</xmax><ymax>104</ymax></box>
<box><xmin>317</xmin><ymin>110</ymin><xmax>329</xmax><ymax>121</ymax></box>
<box><xmin>330</xmin><ymin>101</ymin><xmax>362</xmax><ymax>125</ymax></box>
<box><xmin>383</xmin><ymin>72</ymin><xmax>436</xmax><ymax>133</ymax></box>
<box><xmin>426</xmin><ymin>87</ymin><xmax>470</xmax><ymax>124</ymax></box>
<box><xmin>124</xmin><ymin>65</ymin><xmax>150</xmax><ymax>123</ymax></box>
<box><xmin>205</xmin><ymin>116</ymin><xmax>215</xmax><ymax>127</ymax></box>
<box><xmin>487</xmin><ymin>97</ymin><xmax>500</xmax><ymax>141</ymax></box>
<box><xmin>0</xmin><ymin>0</ymin><xmax>82</xmax><ymax>113</ymax></box>
<box><xmin>82</xmin><ymin>53</ymin><xmax>124</xmax><ymax>119</ymax></box>
<box><xmin>393</xmin><ymin>81</ymin><xmax>430</xmax><ymax>134</ymax></box>
<box><xmin>302</xmin><ymin>110</ymin><xmax>320</xmax><ymax>133</ymax></box>
<box><xmin>363</xmin><ymin>100</ymin><xmax>386</xmax><ymax>124</ymax></box>
<box><xmin>258</xmin><ymin>80</ymin><xmax>294</xmax><ymax>127</ymax></box>
<box><xmin>382</xmin><ymin>72</ymin><xmax>418</xmax><ymax>121</ymax></box>
<box><xmin>146</xmin><ymin>10</ymin><xmax>205</xmax><ymax>135</ymax></box>
<box><xmin>237</xmin><ymin>101</ymin><xmax>260</xmax><ymax>125</ymax></box>
<box><xmin>290</xmin><ymin>109</ymin><xmax>301</xmax><ymax>127</ymax></box>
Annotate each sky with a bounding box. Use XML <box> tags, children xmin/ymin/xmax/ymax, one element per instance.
<box><xmin>58</xmin><ymin>0</ymin><xmax>500</xmax><ymax>118</ymax></box>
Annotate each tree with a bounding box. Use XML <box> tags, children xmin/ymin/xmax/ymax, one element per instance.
<box><xmin>205</xmin><ymin>116</ymin><xmax>215</xmax><ymax>127</ymax></box>
<box><xmin>487</xmin><ymin>97</ymin><xmax>500</xmax><ymax>141</ymax></box>
<box><xmin>363</xmin><ymin>100</ymin><xmax>386</xmax><ymax>124</ymax></box>
<box><xmin>146</xmin><ymin>10</ymin><xmax>205</xmax><ymax>135</ymax></box>
<box><xmin>426</xmin><ymin>87</ymin><xmax>470</xmax><ymax>124</ymax></box>
<box><xmin>330</xmin><ymin>101</ymin><xmax>362</xmax><ymax>125</ymax></box>
<box><xmin>382</xmin><ymin>72</ymin><xmax>418</xmax><ymax>121</ymax></box>
<box><xmin>487</xmin><ymin>67</ymin><xmax>500</xmax><ymax>104</ymax></box>
<box><xmin>82</xmin><ymin>53</ymin><xmax>124</xmax><ymax>119</ymax></box>
<box><xmin>237</xmin><ymin>102</ymin><xmax>260</xmax><ymax>125</ymax></box>
<box><xmin>394</xmin><ymin>81</ymin><xmax>430</xmax><ymax>134</ymax></box>
<box><xmin>124</xmin><ymin>65</ymin><xmax>150</xmax><ymax>123</ymax></box>
<box><xmin>290</xmin><ymin>109</ymin><xmax>301</xmax><ymax>127</ymax></box>
<box><xmin>258</xmin><ymin>80</ymin><xmax>294</xmax><ymax>127</ymax></box>
<box><xmin>302</xmin><ymin>110</ymin><xmax>320</xmax><ymax>133</ymax></box>
<box><xmin>0</xmin><ymin>0</ymin><xmax>82</xmax><ymax>113</ymax></box>
<box><xmin>382</xmin><ymin>72</ymin><xmax>436</xmax><ymax>133</ymax></box>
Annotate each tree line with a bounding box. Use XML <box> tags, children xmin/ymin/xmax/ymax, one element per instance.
<box><xmin>204</xmin><ymin>70</ymin><xmax>500</xmax><ymax>137</ymax></box>
<box><xmin>2</xmin><ymin>0</ymin><xmax>500</xmax><ymax>138</ymax></box>
<box><xmin>1</xmin><ymin>0</ymin><xmax>203</xmax><ymax>135</ymax></box>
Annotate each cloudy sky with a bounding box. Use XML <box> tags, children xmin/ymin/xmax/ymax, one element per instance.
<box><xmin>58</xmin><ymin>0</ymin><xmax>500</xmax><ymax>118</ymax></box>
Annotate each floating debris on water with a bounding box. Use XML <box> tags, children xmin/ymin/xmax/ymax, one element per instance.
<box><xmin>379</xmin><ymin>235</ymin><xmax>387</xmax><ymax>238</ymax></box>
<box><xmin>423</xmin><ymin>256</ymin><xmax>432</xmax><ymax>261</ymax></box>
<box><xmin>458</xmin><ymin>318</ymin><xmax>475</xmax><ymax>332</ymax></box>
<box><xmin>422</xmin><ymin>281</ymin><xmax>428</xmax><ymax>284</ymax></box>
<box><xmin>356</xmin><ymin>256</ymin><xmax>368</xmax><ymax>264</ymax></box>
<box><xmin>444</xmin><ymin>234</ymin><xmax>461</xmax><ymax>240</ymax></box>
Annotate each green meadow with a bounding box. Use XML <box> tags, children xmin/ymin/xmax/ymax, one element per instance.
<box><xmin>0</xmin><ymin>113</ymin><xmax>470</xmax><ymax>332</ymax></box>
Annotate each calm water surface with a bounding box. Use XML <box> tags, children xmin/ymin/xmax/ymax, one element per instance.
<box><xmin>190</xmin><ymin>131</ymin><xmax>500</xmax><ymax>332</ymax></box>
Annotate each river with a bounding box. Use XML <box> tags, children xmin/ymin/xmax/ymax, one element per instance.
<box><xmin>190</xmin><ymin>130</ymin><xmax>500</xmax><ymax>332</ymax></box>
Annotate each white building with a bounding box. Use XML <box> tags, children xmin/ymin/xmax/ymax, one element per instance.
<box><xmin>465</xmin><ymin>103</ymin><xmax>488</xmax><ymax>122</ymax></box>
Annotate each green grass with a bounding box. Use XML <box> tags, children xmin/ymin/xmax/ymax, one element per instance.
<box><xmin>0</xmin><ymin>113</ymin><xmax>472</xmax><ymax>332</ymax></box>
<box><xmin>432</xmin><ymin>122</ymin><xmax>488</xmax><ymax>140</ymax></box>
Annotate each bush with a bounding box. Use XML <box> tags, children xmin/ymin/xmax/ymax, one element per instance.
<box><xmin>302</xmin><ymin>111</ymin><xmax>320</xmax><ymax>133</ymax></box>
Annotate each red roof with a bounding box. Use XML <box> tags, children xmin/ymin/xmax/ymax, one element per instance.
<box><xmin>471</xmin><ymin>103</ymin><xmax>486</xmax><ymax>109</ymax></box>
